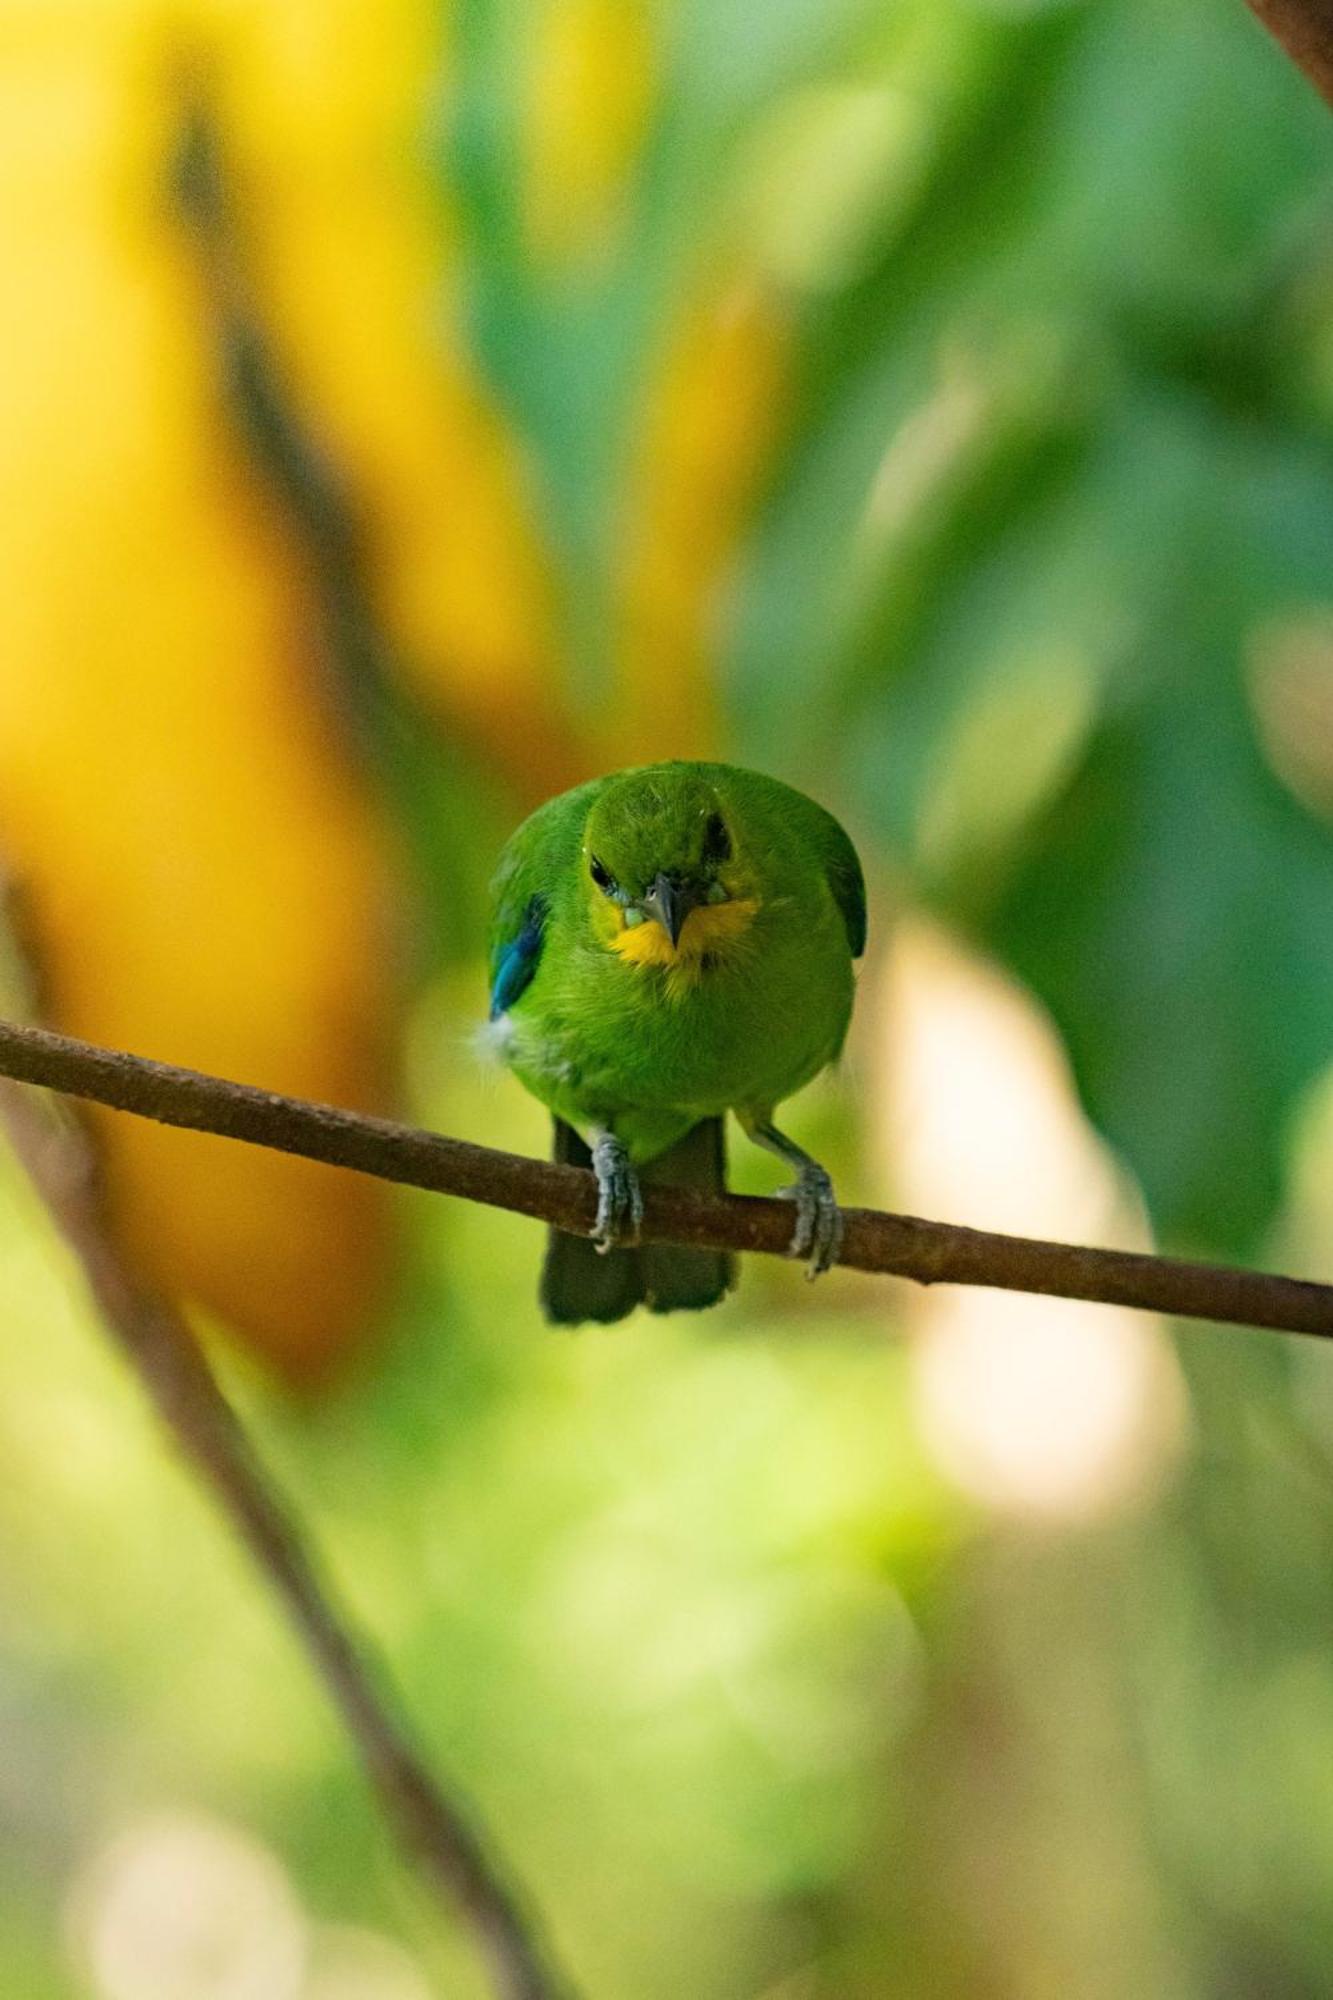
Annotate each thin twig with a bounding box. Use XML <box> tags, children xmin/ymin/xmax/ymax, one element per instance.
<box><xmin>1245</xmin><ymin>0</ymin><xmax>1333</xmax><ymax>106</ymax></box>
<box><xmin>0</xmin><ymin>1016</ymin><xmax>1328</xmax><ymax>1339</ymax></box>
<box><xmin>0</xmin><ymin>1079</ymin><xmax>571</xmax><ymax>2000</ymax></box>
<box><xmin>168</xmin><ymin>77</ymin><xmax>578</xmax><ymax>804</ymax></box>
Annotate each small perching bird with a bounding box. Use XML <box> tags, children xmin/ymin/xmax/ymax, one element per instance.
<box><xmin>486</xmin><ymin>762</ymin><xmax>866</xmax><ymax>1324</ymax></box>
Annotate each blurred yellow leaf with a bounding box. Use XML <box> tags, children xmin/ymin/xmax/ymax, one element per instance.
<box><xmin>612</xmin><ymin>281</ymin><xmax>790</xmax><ymax>760</ymax></box>
<box><xmin>0</xmin><ymin>0</ymin><xmax>577</xmax><ymax>1381</ymax></box>
<box><xmin>522</xmin><ymin>0</ymin><xmax>658</xmax><ymax>270</ymax></box>
<box><xmin>0</xmin><ymin>69</ymin><xmax>398</xmax><ymax>1379</ymax></box>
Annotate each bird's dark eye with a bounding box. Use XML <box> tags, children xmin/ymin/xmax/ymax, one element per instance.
<box><xmin>702</xmin><ymin>812</ymin><xmax>731</xmax><ymax>864</ymax></box>
<box><xmin>589</xmin><ymin>855</ymin><xmax>614</xmax><ymax>893</ymax></box>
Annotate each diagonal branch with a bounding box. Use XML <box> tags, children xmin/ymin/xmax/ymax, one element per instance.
<box><xmin>1245</xmin><ymin>0</ymin><xmax>1333</xmax><ymax>107</ymax></box>
<box><xmin>0</xmin><ymin>1016</ymin><xmax>1329</xmax><ymax>1339</ymax></box>
<box><xmin>0</xmin><ymin>1079</ymin><xmax>571</xmax><ymax>2000</ymax></box>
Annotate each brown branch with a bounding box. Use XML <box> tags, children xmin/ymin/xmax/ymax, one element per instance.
<box><xmin>0</xmin><ymin>1079</ymin><xmax>571</xmax><ymax>2000</ymax></box>
<box><xmin>0</xmin><ymin>1016</ymin><xmax>1329</xmax><ymax>1339</ymax></box>
<box><xmin>1246</xmin><ymin>0</ymin><xmax>1333</xmax><ymax>107</ymax></box>
<box><xmin>167</xmin><ymin>80</ymin><xmax>580</xmax><ymax>806</ymax></box>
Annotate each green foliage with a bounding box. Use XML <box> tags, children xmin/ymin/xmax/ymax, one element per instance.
<box><xmin>453</xmin><ymin>0</ymin><xmax>1333</xmax><ymax>1261</ymax></box>
<box><xmin>430</xmin><ymin>7</ymin><xmax>1333</xmax><ymax>1988</ymax></box>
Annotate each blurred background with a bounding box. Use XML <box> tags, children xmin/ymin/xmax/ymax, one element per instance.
<box><xmin>3</xmin><ymin>0</ymin><xmax>1333</xmax><ymax>1994</ymax></box>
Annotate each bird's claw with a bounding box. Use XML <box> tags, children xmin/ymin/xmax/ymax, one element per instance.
<box><xmin>591</xmin><ymin>1134</ymin><xmax>643</xmax><ymax>1252</ymax></box>
<box><xmin>778</xmin><ymin>1162</ymin><xmax>843</xmax><ymax>1277</ymax></box>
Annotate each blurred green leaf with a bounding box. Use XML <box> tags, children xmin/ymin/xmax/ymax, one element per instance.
<box><xmin>985</xmin><ymin>414</ymin><xmax>1333</xmax><ymax>1254</ymax></box>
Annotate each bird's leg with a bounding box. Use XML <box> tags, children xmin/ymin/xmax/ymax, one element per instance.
<box><xmin>589</xmin><ymin>1129</ymin><xmax>644</xmax><ymax>1253</ymax></box>
<box><xmin>742</xmin><ymin>1116</ymin><xmax>843</xmax><ymax>1277</ymax></box>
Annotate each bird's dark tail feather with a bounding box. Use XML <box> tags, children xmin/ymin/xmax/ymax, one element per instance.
<box><xmin>541</xmin><ymin>1117</ymin><xmax>736</xmax><ymax>1326</ymax></box>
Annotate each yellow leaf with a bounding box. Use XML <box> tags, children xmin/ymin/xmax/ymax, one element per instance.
<box><xmin>522</xmin><ymin>0</ymin><xmax>658</xmax><ymax>270</ymax></box>
<box><xmin>0</xmin><ymin>0</ymin><xmax>409</xmax><ymax>1383</ymax></box>
<box><xmin>612</xmin><ymin>282</ymin><xmax>790</xmax><ymax>761</ymax></box>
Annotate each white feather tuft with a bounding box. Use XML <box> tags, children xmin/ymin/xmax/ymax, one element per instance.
<box><xmin>470</xmin><ymin>1014</ymin><xmax>517</xmax><ymax>1066</ymax></box>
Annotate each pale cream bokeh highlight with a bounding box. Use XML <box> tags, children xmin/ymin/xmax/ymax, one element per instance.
<box><xmin>68</xmin><ymin>1814</ymin><xmax>307</xmax><ymax>2000</ymax></box>
<box><xmin>875</xmin><ymin>918</ymin><xmax>1188</xmax><ymax>1521</ymax></box>
<box><xmin>66</xmin><ymin>1812</ymin><xmax>432</xmax><ymax>2000</ymax></box>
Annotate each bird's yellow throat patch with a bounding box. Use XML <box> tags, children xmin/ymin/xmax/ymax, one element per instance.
<box><xmin>610</xmin><ymin>897</ymin><xmax>759</xmax><ymax>995</ymax></box>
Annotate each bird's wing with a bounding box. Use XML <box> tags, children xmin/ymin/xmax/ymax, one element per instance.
<box><xmin>487</xmin><ymin>778</ymin><xmax>602</xmax><ymax>1017</ymax></box>
<box><xmin>808</xmin><ymin>802</ymin><xmax>867</xmax><ymax>958</ymax></box>
<box><xmin>488</xmin><ymin>892</ymin><xmax>547</xmax><ymax>1019</ymax></box>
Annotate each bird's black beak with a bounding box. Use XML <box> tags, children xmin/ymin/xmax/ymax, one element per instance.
<box><xmin>642</xmin><ymin>872</ymin><xmax>701</xmax><ymax>948</ymax></box>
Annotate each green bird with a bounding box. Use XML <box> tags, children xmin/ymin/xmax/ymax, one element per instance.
<box><xmin>486</xmin><ymin>761</ymin><xmax>865</xmax><ymax>1324</ymax></box>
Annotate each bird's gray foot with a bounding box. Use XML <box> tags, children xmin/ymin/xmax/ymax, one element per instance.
<box><xmin>590</xmin><ymin>1132</ymin><xmax>643</xmax><ymax>1252</ymax></box>
<box><xmin>744</xmin><ymin>1117</ymin><xmax>844</xmax><ymax>1278</ymax></box>
<box><xmin>778</xmin><ymin>1160</ymin><xmax>843</xmax><ymax>1277</ymax></box>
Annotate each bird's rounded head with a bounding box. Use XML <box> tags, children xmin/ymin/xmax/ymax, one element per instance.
<box><xmin>581</xmin><ymin>766</ymin><xmax>757</xmax><ymax>975</ymax></box>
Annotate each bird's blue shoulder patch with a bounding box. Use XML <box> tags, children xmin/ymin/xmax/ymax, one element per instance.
<box><xmin>489</xmin><ymin>895</ymin><xmax>547</xmax><ymax>1019</ymax></box>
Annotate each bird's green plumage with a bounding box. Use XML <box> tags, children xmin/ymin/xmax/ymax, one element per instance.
<box><xmin>487</xmin><ymin>762</ymin><xmax>864</xmax><ymax>1321</ymax></box>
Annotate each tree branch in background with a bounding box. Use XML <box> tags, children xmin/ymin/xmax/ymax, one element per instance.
<box><xmin>167</xmin><ymin>76</ymin><xmax>579</xmax><ymax>807</ymax></box>
<box><xmin>168</xmin><ymin>76</ymin><xmax>397</xmax><ymax>755</ymax></box>
<box><xmin>0</xmin><ymin>1078</ymin><xmax>571</xmax><ymax>2000</ymax></box>
<box><xmin>1246</xmin><ymin>0</ymin><xmax>1333</xmax><ymax>106</ymax></box>
<box><xmin>0</xmin><ymin>1016</ymin><xmax>1328</xmax><ymax>1339</ymax></box>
